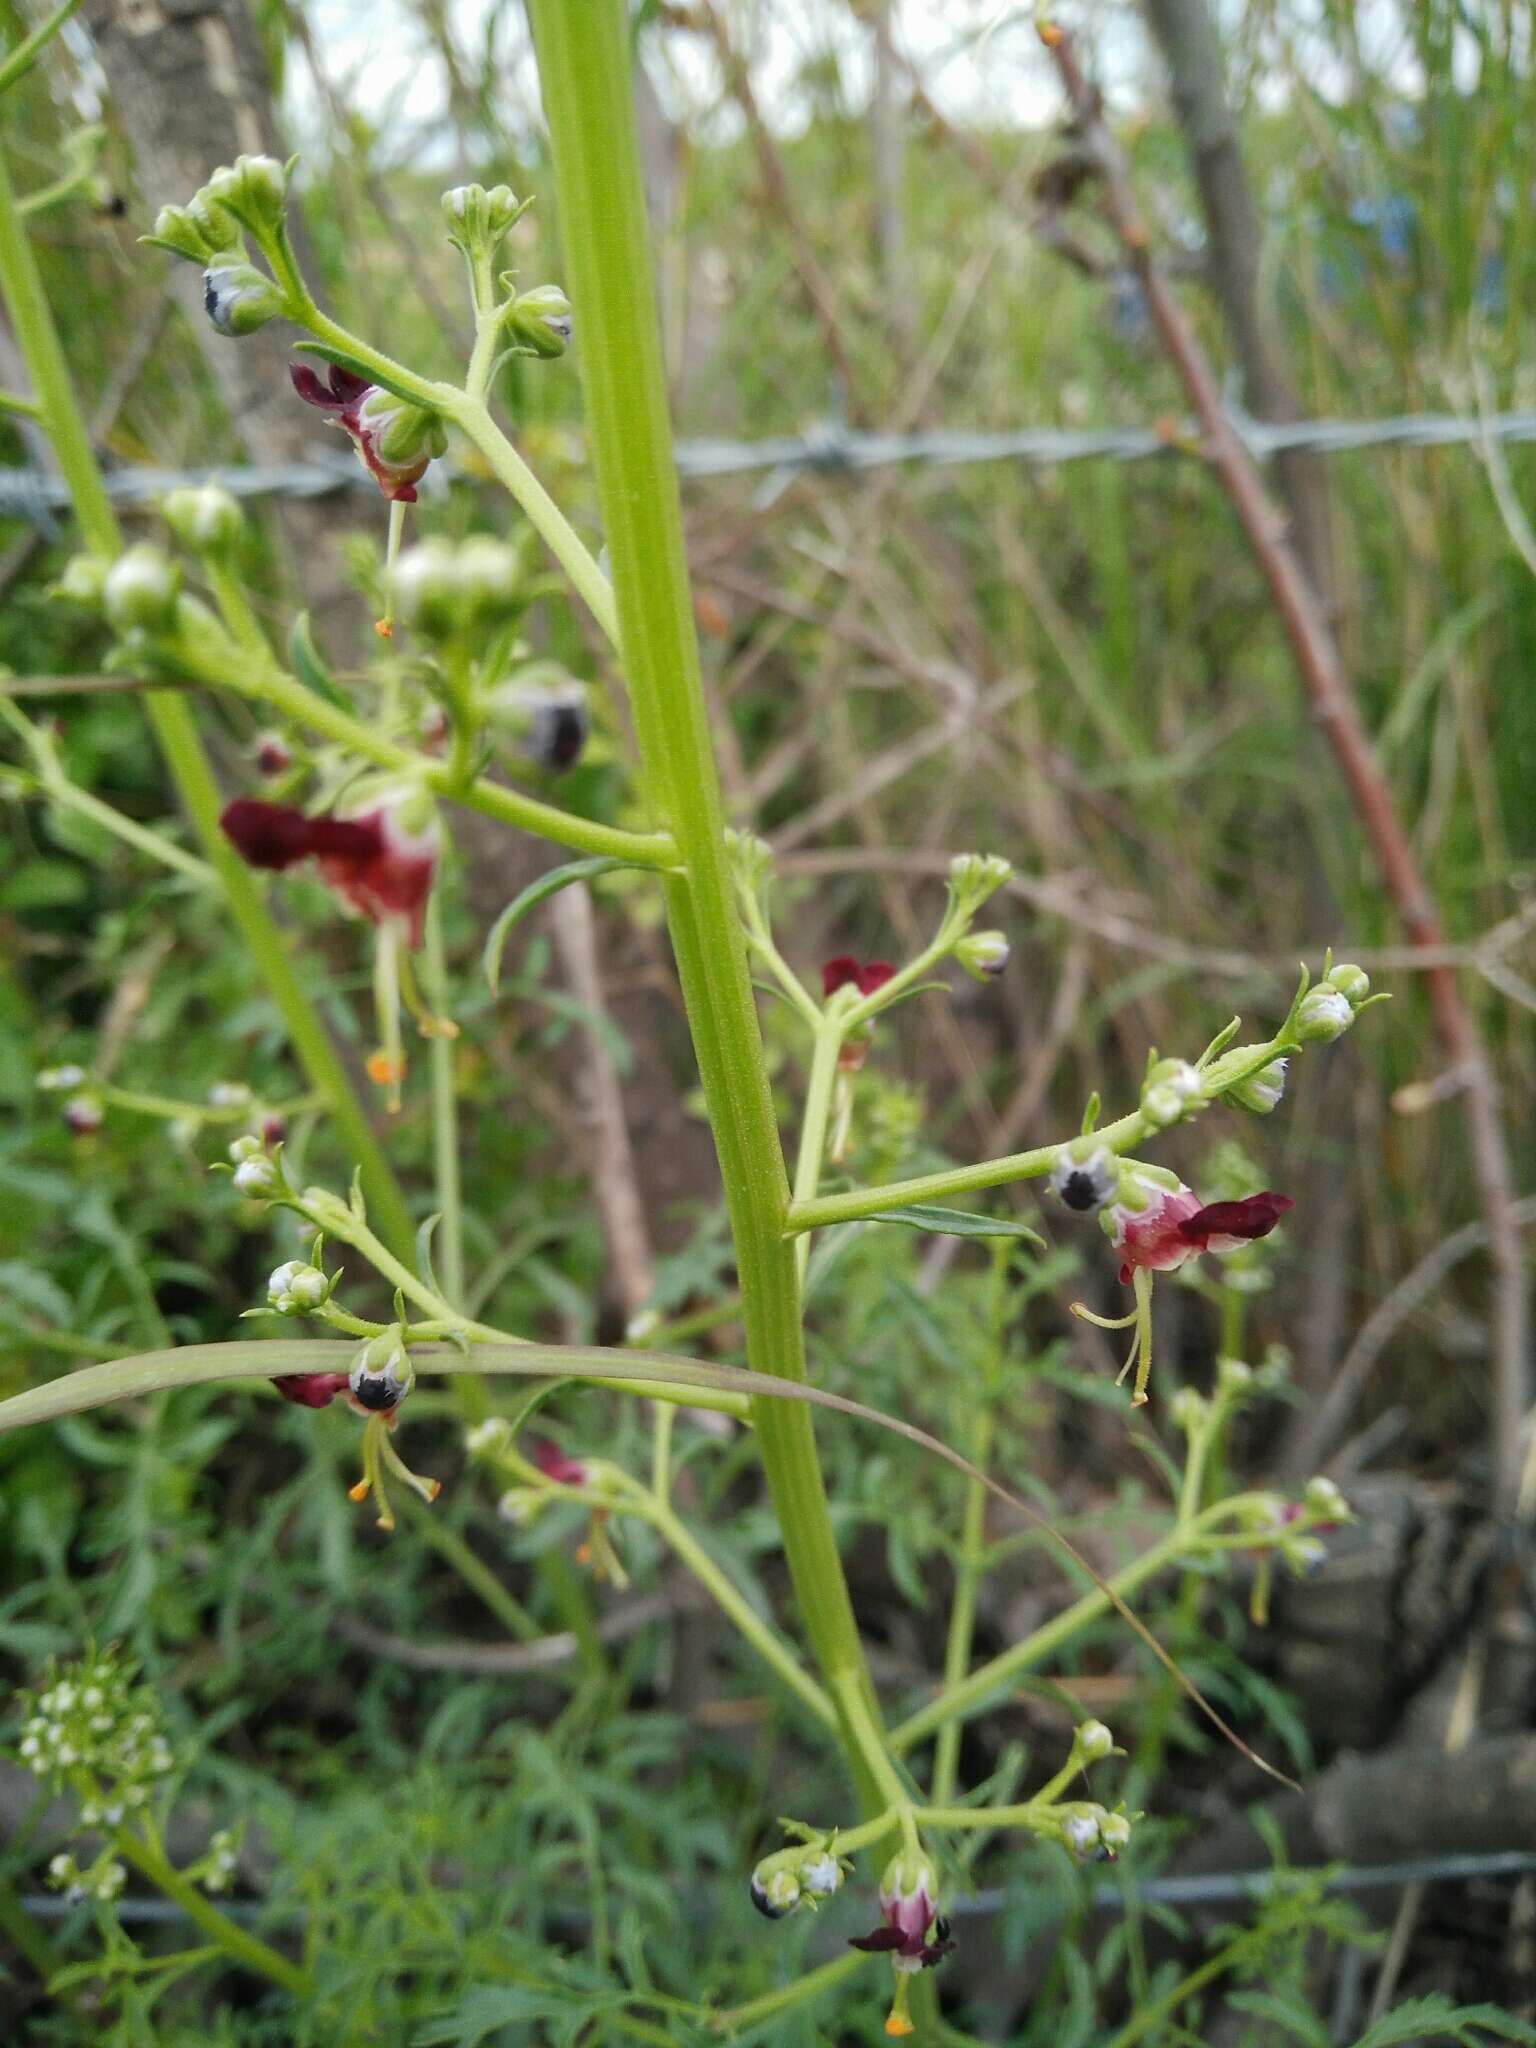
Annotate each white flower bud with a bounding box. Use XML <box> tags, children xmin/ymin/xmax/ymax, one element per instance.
<box><xmin>1226</xmin><ymin>1056</ymin><xmax>1288</xmax><ymax>1115</ymax></box>
<box><xmin>37</xmin><ymin>1064</ymin><xmax>86</xmax><ymax>1091</ymax></box>
<box><xmin>104</xmin><ymin>544</ymin><xmax>181</xmax><ymax>635</ymax></box>
<box><xmin>1169</xmin><ymin>1386</ymin><xmax>1209</xmax><ymax>1433</ymax></box>
<box><xmin>1076</xmin><ymin>1719</ymin><xmax>1115</xmax><ymax>1762</ymax></box>
<box><xmin>954</xmin><ymin>929</ymin><xmax>1010</xmax><ymax>982</ymax></box>
<box><xmin>1099</xmin><ymin>1812</ymin><xmax>1132</xmax><ymax>1852</ymax></box>
<box><xmin>1327</xmin><ymin>962</ymin><xmax>1370</xmax><ymax>1006</ymax></box>
<box><xmin>1296</xmin><ymin>985</ymin><xmax>1353</xmax><ymax>1043</ymax></box>
<box><xmin>465</xmin><ymin>1416</ymin><xmax>513</xmax><ymax>1457</ymax></box>
<box><xmin>163</xmin><ymin>483</ymin><xmax>244</xmax><ymax>553</ymax></box>
<box><xmin>232</xmin><ymin>1155</ymin><xmax>278</xmax><ymax>1197</ymax></box>
<box><xmin>1303</xmin><ymin>1475</ymin><xmax>1348</xmax><ymax>1521</ymax></box>
<box><xmin>1062</xmin><ymin>1812</ymin><xmax>1102</xmax><ymax>1860</ymax></box>
<box><xmin>1140</xmin><ymin>1059</ymin><xmax>1202</xmax><ymax>1130</ymax></box>
<box><xmin>202</xmin><ymin>260</ymin><xmax>285</xmax><ymax>338</ymax></box>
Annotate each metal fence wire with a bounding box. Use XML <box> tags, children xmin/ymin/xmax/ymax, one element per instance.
<box><xmin>2</xmin><ymin>407</ymin><xmax>1534</xmax><ymax>523</ymax></box>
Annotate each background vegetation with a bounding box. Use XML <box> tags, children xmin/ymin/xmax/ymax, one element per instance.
<box><xmin>1</xmin><ymin>0</ymin><xmax>1533</xmax><ymax>2040</ymax></box>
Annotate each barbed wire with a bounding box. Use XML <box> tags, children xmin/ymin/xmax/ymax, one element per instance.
<box><xmin>18</xmin><ymin>1847</ymin><xmax>1536</xmax><ymax>1929</ymax></box>
<box><xmin>0</xmin><ymin>407</ymin><xmax>1532</xmax><ymax>522</ymax></box>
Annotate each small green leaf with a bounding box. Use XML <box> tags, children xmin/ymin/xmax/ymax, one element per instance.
<box><xmin>483</xmin><ymin>857</ymin><xmax>641</xmax><ymax>994</ymax></box>
<box><xmin>862</xmin><ymin>1204</ymin><xmax>1046</xmax><ymax>1246</ymax></box>
<box><xmin>288</xmin><ymin>610</ymin><xmax>349</xmax><ymax>708</ymax></box>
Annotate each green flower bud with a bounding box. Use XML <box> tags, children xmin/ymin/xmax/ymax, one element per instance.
<box><xmin>1169</xmin><ymin>1386</ymin><xmax>1209</xmax><ymax>1433</ymax></box>
<box><xmin>1216</xmin><ymin>1356</ymin><xmax>1254</xmax><ymax>1395</ymax></box>
<box><xmin>948</xmin><ymin>851</ymin><xmax>1012</xmax><ymax>913</ymax></box>
<box><xmin>464</xmin><ymin>1416</ymin><xmax>513</xmax><ymax>1458</ymax></box>
<box><xmin>1098</xmin><ymin>1812</ymin><xmax>1132</xmax><ymax>1853</ymax></box>
<box><xmin>454</xmin><ymin>535</ymin><xmax>523</xmax><ymax>618</ymax></box>
<box><xmin>202</xmin><ymin>155</ymin><xmax>289</xmax><ymax>238</ymax></box>
<box><xmin>1140</xmin><ymin>1058</ymin><xmax>1202</xmax><ymax>1130</ymax></box>
<box><xmin>1303</xmin><ymin>1474</ymin><xmax>1349</xmax><ymax>1521</ymax></box>
<box><xmin>231</xmin><ymin>1155</ymin><xmax>278</xmax><ymax>1198</ymax></box>
<box><xmin>388</xmin><ymin>539</ymin><xmax>459</xmax><ymax>638</ymax></box>
<box><xmin>1076</xmin><ymin>1719</ymin><xmax>1115</xmax><ymax>1762</ymax></box>
<box><xmin>349</xmin><ymin>1327</ymin><xmax>414</xmax><ymax>1412</ymax></box>
<box><xmin>53</xmin><ymin>552</ymin><xmax>111</xmax><ymax>609</ymax></box>
<box><xmin>103</xmin><ymin>544</ymin><xmax>181</xmax><ymax>635</ymax></box>
<box><xmin>509</xmin><ymin>283</ymin><xmax>573</xmax><ymax>358</ymax></box>
<box><xmin>1295</xmin><ymin>984</ymin><xmax>1353</xmax><ymax>1043</ymax></box>
<box><xmin>362</xmin><ymin>389</ymin><xmax>447</xmax><ymax>468</ymax></box>
<box><xmin>441</xmin><ymin>181</ymin><xmax>528</xmax><ymax>258</ymax></box>
<box><xmin>142</xmin><ymin>202</ymin><xmax>226</xmax><ymax>264</ymax></box>
<box><xmin>954</xmin><ymin>928</ymin><xmax>1010</xmax><ymax>981</ymax></box>
<box><xmin>162</xmin><ymin>483</ymin><xmax>245</xmax><ymax>554</ymax></box>
<box><xmin>1225</xmin><ymin>1055</ymin><xmax>1288</xmax><ymax>1115</ymax></box>
<box><xmin>749</xmin><ymin>1862</ymin><xmax>802</xmax><ymax>1919</ymax></box>
<box><xmin>798</xmin><ymin>1848</ymin><xmax>842</xmax><ymax>1898</ymax></box>
<box><xmin>266</xmin><ymin>1261</ymin><xmax>330</xmax><ymax>1314</ymax></box>
<box><xmin>1326</xmin><ymin>962</ymin><xmax>1370</xmax><ymax>1007</ymax></box>
<box><xmin>202</xmin><ymin>260</ymin><xmax>285</xmax><ymax>337</ymax></box>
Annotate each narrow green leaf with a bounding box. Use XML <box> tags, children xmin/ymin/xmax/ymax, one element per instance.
<box><xmin>287</xmin><ymin>610</ymin><xmax>349</xmax><ymax>709</ymax></box>
<box><xmin>483</xmin><ymin>856</ymin><xmax>637</xmax><ymax>993</ymax></box>
<box><xmin>863</xmin><ymin>1203</ymin><xmax>1046</xmax><ymax>1247</ymax></box>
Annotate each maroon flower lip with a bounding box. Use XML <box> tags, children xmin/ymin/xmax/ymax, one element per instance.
<box><xmin>220</xmin><ymin>797</ymin><xmax>437</xmax><ymax>948</ymax></box>
<box><xmin>273</xmin><ymin>1372</ymin><xmax>350</xmax><ymax>1409</ymax></box>
<box><xmin>1178</xmin><ymin>1191</ymin><xmax>1294</xmax><ymax>1247</ymax></box>
<box><xmin>822</xmin><ymin>955</ymin><xmax>896</xmax><ymax>999</ymax></box>
<box><xmin>529</xmin><ymin>1437</ymin><xmax>587</xmax><ymax>1486</ymax></box>
<box><xmin>290</xmin><ymin>363</ymin><xmax>430</xmax><ymax>502</ymax></box>
<box><xmin>848</xmin><ymin>1923</ymin><xmax>956</xmax><ymax>1967</ymax></box>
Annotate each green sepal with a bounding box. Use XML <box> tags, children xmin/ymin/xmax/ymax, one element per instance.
<box><xmin>288</xmin><ymin>610</ymin><xmax>350</xmax><ymax>709</ymax></box>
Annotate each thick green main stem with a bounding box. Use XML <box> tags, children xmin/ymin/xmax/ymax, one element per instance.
<box><xmin>0</xmin><ymin>149</ymin><xmax>415</xmax><ymax>1264</ymax></box>
<box><xmin>526</xmin><ymin>0</ymin><xmax>886</xmax><ymax>1814</ymax></box>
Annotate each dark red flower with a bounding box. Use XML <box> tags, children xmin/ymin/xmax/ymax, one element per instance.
<box><xmin>822</xmin><ymin>956</ymin><xmax>896</xmax><ymax>999</ymax></box>
<box><xmin>1178</xmin><ymin>1191</ymin><xmax>1294</xmax><ymax>1251</ymax></box>
<box><xmin>273</xmin><ymin>1372</ymin><xmax>350</xmax><ymax>1409</ymax></box>
<box><xmin>529</xmin><ymin>1437</ymin><xmax>587</xmax><ymax>1485</ymax></box>
<box><xmin>290</xmin><ymin>363</ymin><xmax>437</xmax><ymax>503</ymax></box>
<box><xmin>848</xmin><ymin>1922</ymin><xmax>955</xmax><ymax>1968</ymax></box>
<box><xmin>220</xmin><ymin>797</ymin><xmax>439</xmax><ymax>947</ymax></box>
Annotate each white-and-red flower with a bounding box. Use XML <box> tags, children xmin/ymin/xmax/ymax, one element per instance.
<box><xmin>1107</xmin><ymin>1175</ymin><xmax>1292</xmax><ymax>1285</ymax></box>
<box><xmin>289</xmin><ymin>364</ymin><xmax>438</xmax><ymax>503</ymax></box>
<box><xmin>220</xmin><ymin>796</ymin><xmax>439</xmax><ymax>947</ymax></box>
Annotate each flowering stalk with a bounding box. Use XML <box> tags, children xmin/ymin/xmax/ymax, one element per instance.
<box><xmin>524</xmin><ymin>0</ymin><xmax>894</xmax><ymax>1823</ymax></box>
<box><xmin>0</xmin><ymin>146</ymin><xmax>416</xmax><ymax>1264</ymax></box>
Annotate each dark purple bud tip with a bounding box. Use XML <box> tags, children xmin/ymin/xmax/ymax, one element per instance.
<box><xmin>1059</xmin><ymin>1171</ymin><xmax>1102</xmax><ymax>1212</ymax></box>
<box><xmin>351</xmin><ymin>1374</ymin><xmax>402</xmax><ymax>1413</ymax></box>
<box><xmin>749</xmin><ymin>1877</ymin><xmax>789</xmax><ymax>1920</ymax></box>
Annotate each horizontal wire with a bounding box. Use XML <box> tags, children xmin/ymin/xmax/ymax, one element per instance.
<box><xmin>0</xmin><ymin>408</ymin><xmax>1531</xmax><ymax>522</ymax></box>
<box><xmin>16</xmin><ymin>1847</ymin><xmax>1536</xmax><ymax>1929</ymax></box>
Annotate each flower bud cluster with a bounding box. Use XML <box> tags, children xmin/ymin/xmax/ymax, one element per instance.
<box><xmin>200</xmin><ymin>1828</ymin><xmax>239</xmax><ymax>1893</ymax></box>
<box><xmin>229</xmin><ymin>1131</ymin><xmax>280</xmax><ymax>1199</ymax></box>
<box><xmin>266</xmin><ymin>1260</ymin><xmax>332</xmax><ymax>1315</ymax></box>
<box><xmin>1057</xmin><ymin>1803</ymin><xmax>1132</xmax><ymax>1862</ymax></box>
<box><xmin>14</xmin><ymin>1648</ymin><xmax>175</xmax><ymax>1802</ymax></box>
<box><xmin>389</xmin><ymin>536</ymin><xmax>528</xmax><ymax>642</ymax></box>
<box><xmin>48</xmin><ymin>1851</ymin><xmax>126</xmax><ymax>1903</ymax></box>
<box><xmin>749</xmin><ymin>1834</ymin><xmax>849</xmax><ymax>1920</ymax></box>
<box><xmin>1140</xmin><ymin>1057</ymin><xmax>1203</xmax><ymax>1130</ymax></box>
<box><xmin>441</xmin><ymin>182</ymin><xmax>530</xmax><ymax>259</ymax></box>
<box><xmin>146</xmin><ymin>158</ymin><xmax>294</xmax><ymax>342</ymax></box>
<box><xmin>1295</xmin><ymin>962</ymin><xmax>1372</xmax><ymax>1044</ymax></box>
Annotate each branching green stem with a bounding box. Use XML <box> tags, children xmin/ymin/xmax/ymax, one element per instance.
<box><xmin>113</xmin><ymin>1828</ymin><xmax>309</xmax><ymax>1997</ymax></box>
<box><xmin>0</xmin><ymin>146</ymin><xmax>416</xmax><ymax>1263</ymax></box>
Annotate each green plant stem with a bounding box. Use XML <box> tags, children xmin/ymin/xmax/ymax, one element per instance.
<box><xmin>396</xmin><ymin>1487</ymin><xmax>540</xmax><ymax>1642</ymax></box>
<box><xmin>526</xmin><ymin>0</ymin><xmax>892</xmax><ymax>1822</ymax></box>
<box><xmin>716</xmin><ymin>1950</ymin><xmax>869</xmax><ymax>2032</ymax></box>
<box><xmin>0</xmin><ymin>146</ymin><xmax>416</xmax><ymax>1266</ymax></box>
<box><xmin>0</xmin><ymin>755</ymin><xmax>214</xmax><ymax>885</ymax></box>
<box><xmin>0</xmin><ymin>0</ymin><xmax>83</xmax><ymax>98</ymax></box>
<box><xmin>421</xmin><ymin>896</ymin><xmax>464</xmax><ymax>1307</ymax></box>
<box><xmin>1101</xmin><ymin>1936</ymin><xmax>1251</xmax><ymax>2048</ymax></box>
<box><xmin>791</xmin><ymin>1019</ymin><xmax>844</xmax><ymax>1284</ymax></box>
<box><xmin>446</xmin><ymin>395</ymin><xmax>621</xmax><ymax>649</ymax></box>
<box><xmin>203</xmin><ymin>647</ymin><xmax>670</xmax><ymax>867</ymax></box>
<box><xmin>932</xmin><ymin>1421</ymin><xmax>991</xmax><ymax>1805</ymax></box>
<box><xmin>890</xmin><ymin>1499</ymin><xmax>1262</xmax><ymax>1755</ymax></box>
<box><xmin>113</xmin><ymin>1828</ymin><xmax>309</xmax><ymax>1997</ymax></box>
<box><xmin>636</xmin><ymin>1495</ymin><xmax>837</xmax><ymax>1729</ymax></box>
<box><xmin>785</xmin><ymin>1032</ymin><xmax>1294</xmax><ymax>1232</ymax></box>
